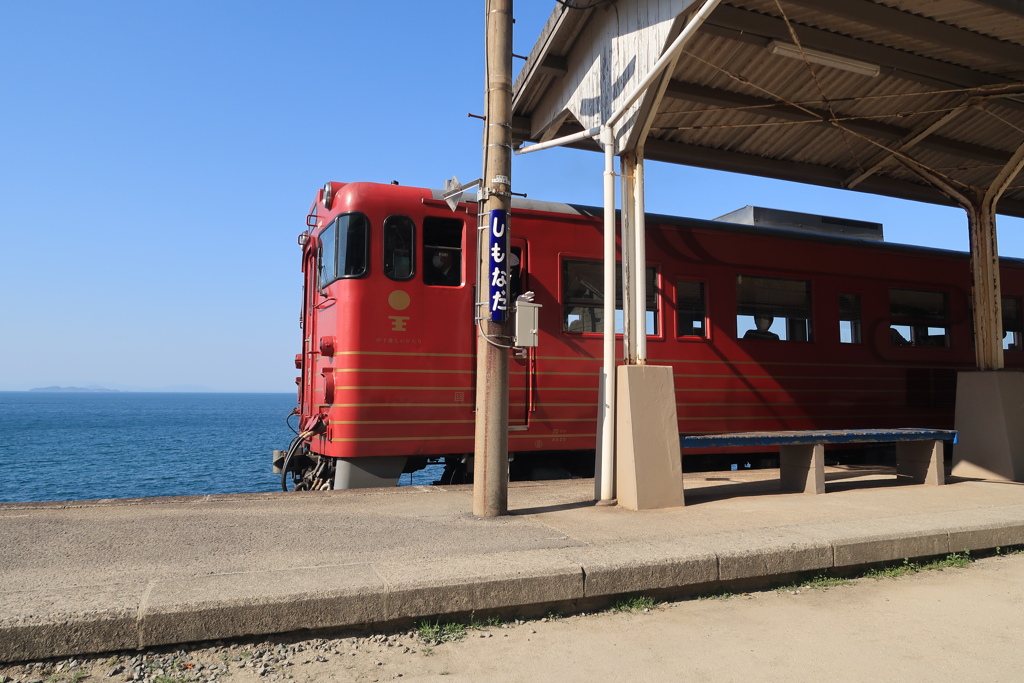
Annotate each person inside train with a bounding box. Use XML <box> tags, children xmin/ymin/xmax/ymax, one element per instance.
<box><xmin>744</xmin><ymin>314</ymin><xmax>780</xmax><ymax>340</ymax></box>
<box><xmin>428</xmin><ymin>249</ymin><xmax>460</xmax><ymax>286</ymax></box>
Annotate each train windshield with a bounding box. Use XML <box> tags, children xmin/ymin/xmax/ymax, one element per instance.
<box><xmin>318</xmin><ymin>213</ymin><xmax>369</xmax><ymax>289</ymax></box>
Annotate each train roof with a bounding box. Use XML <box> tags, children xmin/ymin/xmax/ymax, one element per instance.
<box><xmin>428</xmin><ymin>186</ymin><xmax>1024</xmax><ymax>267</ymax></box>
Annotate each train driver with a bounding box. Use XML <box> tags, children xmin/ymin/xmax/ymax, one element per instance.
<box><xmin>429</xmin><ymin>250</ymin><xmax>460</xmax><ymax>286</ymax></box>
<box><xmin>744</xmin><ymin>314</ymin><xmax>780</xmax><ymax>340</ymax></box>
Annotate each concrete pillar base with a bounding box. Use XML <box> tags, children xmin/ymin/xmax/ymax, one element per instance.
<box><xmin>615</xmin><ymin>365</ymin><xmax>685</xmax><ymax>510</ymax></box>
<box><xmin>779</xmin><ymin>444</ymin><xmax>825</xmax><ymax>494</ymax></box>
<box><xmin>897</xmin><ymin>440</ymin><xmax>945</xmax><ymax>485</ymax></box>
<box><xmin>952</xmin><ymin>371</ymin><xmax>1024</xmax><ymax>482</ymax></box>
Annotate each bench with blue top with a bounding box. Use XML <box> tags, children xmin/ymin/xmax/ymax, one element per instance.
<box><xmin>680</xmin><ymin>428</ymin><xmax>957</xmax><ymax>494</ymax></box>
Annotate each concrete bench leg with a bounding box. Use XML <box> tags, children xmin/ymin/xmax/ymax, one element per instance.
<box><xmin>779</xmin><ymin>443</ymin><xmax>825</xmax><ymax>494</ymax></box>
<box><xmin>896</xmin><ymin>440</ymin><xmax>945</xmax><ymax>485</ymax></box>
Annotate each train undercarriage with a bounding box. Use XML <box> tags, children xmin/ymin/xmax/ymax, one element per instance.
<box><xmin>275</xmin><ymin>444</ymin><xmax>597</xmax><ymax>491</ymax></box>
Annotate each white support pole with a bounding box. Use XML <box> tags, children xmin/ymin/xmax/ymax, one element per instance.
<box><xmin>621</xmin><ymin>154</ymin><xmax>634</xmax><ymax>365</ymax></box>
<box><xmin>514</xmin><ymin>126</ymin><xmax>602</xmax><ymax>156</ymax></box>
<box><xmin>632</xmin><ymin>150</ymin><xmax>648</xmax><ymax>362</ymax></box>
<box><xmin>596</xmin><ymin>125</ymin><xmax>617</xmax><ymax>504</ymax></box>
<box><xmin>967</xmin><ymin>203</ymin><xmax>1005</xmax><ymax>370</ymax></box>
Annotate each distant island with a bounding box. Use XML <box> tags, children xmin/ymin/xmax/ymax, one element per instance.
<box><xmin>29</xmin><ymin>386</ymin><xmax>119</xmax><ymax>393</ymax></box>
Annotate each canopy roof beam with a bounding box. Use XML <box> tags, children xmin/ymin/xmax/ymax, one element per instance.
<box><xmin>845</xmin><ymin>99</ymin><xmax>983</xmax><ymax>189</ymax></box>
<box><xmin>705</xmin><ymin>6</ymin><xmax>1024</xmax><ymax>100</ymax></box>
<box><xmin>660</xmin><ymin>81</ymin><xmax>1014</xmax><ymax>166</ymax></box>
<box><xmin>783</xmin><ymin>0</ymin><xmax>1024</xmax><ymax>65</ymax></box>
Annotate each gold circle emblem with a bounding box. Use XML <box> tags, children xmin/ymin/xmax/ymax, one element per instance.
<box><xmin>388</xmin><ymin>290</ymin><xmax>411</xmax><ymax>311</ymax></box>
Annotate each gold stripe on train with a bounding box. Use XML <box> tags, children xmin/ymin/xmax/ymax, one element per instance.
<box><xmin>325</xmin><ymin>368</ymin><xmax>474</xmax><ymax>374</ymax></box>
<box><xmin>331</xmin><ymin>385</ymin><xmax>475</xmax><ymax>391</ymax></box>
<box><xmin>649</xmin><ymin>356</ymin><xmax>954</xmax><ymax>371</ymax></box>
<box><xmin>536</xmin><ymin>354</ymin><xmax>954</xmax><ymax>373</ymax></box>
<box><xmin>328</xmin><ymin>419</ymin><xmax>475</xmax><ymax>425</ymax></box>
<box><xmin>508</xmin><ymin>433</ymin><xmax>596</xmax><ymax>439</ymax></box>
<box><xmin>327</xmin><ymin>351</ymin><xmax>475</xmax><ymax>359</ymax></box>
<box><xmin>324</xmin><ymin>403</ymin><xmax>476</xmax><ymax>408</ymax></box>
<box><xmin>329</xmin><ymin>435</ymin><xmax>475</xmax><ymax>443</ymax></box>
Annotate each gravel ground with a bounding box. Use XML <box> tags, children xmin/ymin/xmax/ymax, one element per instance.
<box><xmin>0</xmin><ymin>632</ymin><xmax>425</xmax><ymax>683</ymax></box>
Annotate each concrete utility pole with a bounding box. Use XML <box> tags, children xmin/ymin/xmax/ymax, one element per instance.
<box><xmin>474</xmin><ymin>0</ymin><xmax>513</xmax><ymax>517</ymax></box>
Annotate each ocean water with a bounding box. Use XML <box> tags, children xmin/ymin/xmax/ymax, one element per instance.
<box><xmin>0</xmin><ymin>392</ymin><xmax>441</xmax><ymax>504</ymax></box>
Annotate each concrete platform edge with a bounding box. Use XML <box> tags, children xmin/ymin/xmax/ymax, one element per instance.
<box><xmin>7</xmin><ymin>525</ymin><xmax>1023</xmax><ymax>663</ymax></box>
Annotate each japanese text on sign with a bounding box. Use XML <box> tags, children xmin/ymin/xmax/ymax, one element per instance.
<box><xmin>487</xmin><ymin>209</ymin><xmax>508</xmax><ymax>322</ymax></box>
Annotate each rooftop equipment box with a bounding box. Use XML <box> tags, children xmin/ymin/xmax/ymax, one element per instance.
<box><xmin>714</xmin><ymin>206</ymin><xmax>883</xmax><ymax>241</ymax></box>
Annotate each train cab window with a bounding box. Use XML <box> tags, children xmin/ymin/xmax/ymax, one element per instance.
<box><xmin>677</xmin><ymin>280</ymin><xmax>707</xmax><ymax>338</ymax></box>
<box><xmin>839</xmin><ymin>294</ymin><xmax>862</xmax><ymax>344</ymax></box>
<box><xmin>1003</xmin><ymin>297</ymin><xmax>1023</xmax><ymax>351</ymax></box>
<box><xmin>422</xmin><ymin>216</ymin><xmax>463</xmax><ymax>286</ymax></box>
<box><xmin>889</xmin><ymin>288</ymin><xmax>948</xmax><ymax>347</ymax></box>
<box><xmin>562</xmin><ymin>259</ymin><xmax>658</xmax><ymax>334</ymax></box>
<box><xmin>318</xmin><ymin>212</ymin><xmax>368</xmax><ymax>289</ymax></box>
<box><xmin>383</xmin><ymin>215</ymin><xmax>415</xmax><ymax>281</ymax></box>
<box><xmin>736</xmin><ymin>275</ymin><xmax>812</xmax><ymax>341</ymax></box>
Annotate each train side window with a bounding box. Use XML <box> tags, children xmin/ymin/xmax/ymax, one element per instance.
<box><xmin>510</xmin><ymin>247</ymin><xmax>523</xmax><ymax>300</ymax></box>
<box><xmin>644</xmin><ymin>267</ymin><xmax>658</xmax><ymax>336</ymax></box>
<box><xmin>1003</xmin><ymin>296</ymin><xmax>1023</xmax><ymax>351</ymax></box>
<box><xmin>422</xmin><ymin>216</ymin><xmax>463</xmax><ymax>286</ymax></box>
<box><xmin>383</xmin><ymin>215</ymin><xmax>415</xmax><ymax>281</ymax></box>
<box><xmin>563</xmin><ymin>259</ymin><xmax>658</xmax><ymax>335</ymax></box>
<box><xmin>677</xmin><ymin>280</ymin><xmax>707</xmax><ymax>338</ymax></box>
<box><xmin>839</xmin><ymin>294</ymin><xmax>862</xmax><ymax>344</ymax></box>
<box><xmin>736</xmin><ymin>275</ymin><xmax>812</xmax><ymax>341</ymax></box>
<box><xmin>889</xmin><ymin>288</ymin><xmax>948</xmax><ymax>347</ymax></box>
<box><xmin>318</xmin><ymin>212</ymin><xmax>369</xmax><ymax>289</ymax></box>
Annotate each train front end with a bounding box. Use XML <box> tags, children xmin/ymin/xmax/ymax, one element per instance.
<box><xmin>276</xmin><ymin>181</ymin><xmax>478</xmax><ymax>490</ymax></box>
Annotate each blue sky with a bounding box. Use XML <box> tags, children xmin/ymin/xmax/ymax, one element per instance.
<box><xmin>1</xmin><ymin>2</ymin><xmax>1022</xmax><ymax>392</ymax></box>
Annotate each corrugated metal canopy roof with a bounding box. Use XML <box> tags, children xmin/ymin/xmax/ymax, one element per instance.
<box><xmin>512</xmin><ymin>0</ymin><xmax>1024</xmax><ymax>218</ymax></box>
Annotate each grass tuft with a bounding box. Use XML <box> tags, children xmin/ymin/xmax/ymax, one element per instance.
<box><xmin>777</xmin><ymin>573</ymin><xmax>852</xmax><ymax>592</ymax></box>
<box><xmin>697</xmin><ymin>588</ymin><xmax>734</xmax><ymax>600</ymax></box>
<box><xmin>612</xmin><ymin>595</ymin><xmax>658</xmax><ymax>612</ymax></box>
<box><xmin>995</xmin><ymin>545</ymin><xmax>1024</xmax><ymax>556</ymax></box>
<box><xmin>415</xmin><ymin>619</ymin><xmax>467</xmax><ymax>645</ymax></box>
<box><xmin>865</xmin><ymin>551</ymin><xmax>973</xmax><ymax>579</ymax></box>
<box><xmin>467</xmin><ymin>611</ymin><xmax>507</xmax><ymax>630</ymax></box>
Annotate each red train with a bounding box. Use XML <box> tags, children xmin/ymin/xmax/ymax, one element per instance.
<box><xmin>276</xmin><ymin>181</ymin><xmax>1024</xmax><ymax>490</ymax></box>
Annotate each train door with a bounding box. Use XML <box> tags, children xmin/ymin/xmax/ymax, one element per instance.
<box><xmin>509</xmin><ymin>239</ymin><xmax>532</xmax><ymax>428</ymax></box>
<box><xmin>299</xmin><ymin>229</ymin><xmax>327</xmax><ymax>422</ymax></box>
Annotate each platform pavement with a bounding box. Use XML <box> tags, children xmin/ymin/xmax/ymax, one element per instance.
<box><xmin>3</xmin><ymin>467</ymin><xmax>1024</xmax><ymax>663</ymax></box>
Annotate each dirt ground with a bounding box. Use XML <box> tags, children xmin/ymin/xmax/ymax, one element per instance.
<box><xmin>5</xmin><ymin>552</ymin><xmax>1024</xmax><ymax>683</ymax></box>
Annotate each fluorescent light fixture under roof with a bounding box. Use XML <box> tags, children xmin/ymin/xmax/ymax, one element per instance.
<box><xmin>768</xmin><ymin>40</ymin><xmax>880</xmax><ymax>77</ymax></box>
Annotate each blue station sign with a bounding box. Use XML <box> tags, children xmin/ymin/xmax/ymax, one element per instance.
<box><xmin>487</xmin><ymin>209</ymin><xmax>509</xmax><ymax>323</ymax></box>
